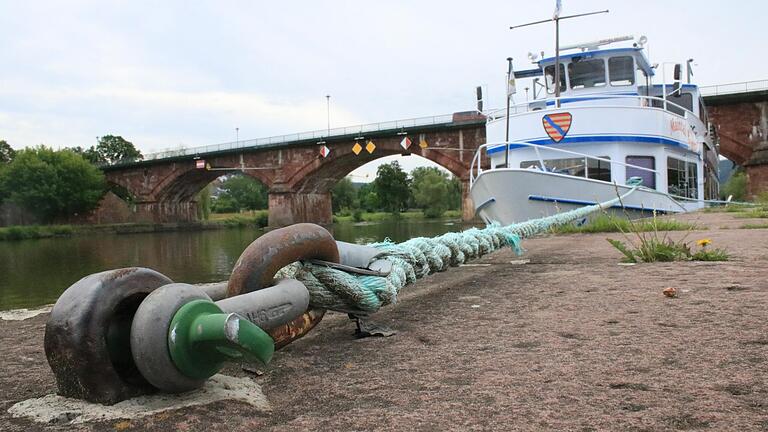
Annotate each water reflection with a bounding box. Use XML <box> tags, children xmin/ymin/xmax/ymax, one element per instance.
<box><xmin>0</xmin><ymin>219</ymin><xmax>478</xmax><ymax>310</ymax></box>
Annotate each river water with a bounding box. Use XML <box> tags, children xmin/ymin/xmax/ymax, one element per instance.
<box><xmin>0</xmin><ymin>218</ymin><xmax>478</xmax><ymax>310</ymax></box>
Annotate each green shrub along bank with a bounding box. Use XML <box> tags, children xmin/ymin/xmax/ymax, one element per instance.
<box><xmin>330</xmin><ymin>163</ymin><xmax>462</xmax><ymax>219</ymax></box>
<box><xmin>0</xmin><ymin>225</ymin><xmax>75</xmax><ymax>241</ymax></box>
<box><xmin>332</xmin><ymin>209</ymin><xmax>462</xmax><ymax>223</ymax></box>
<box><xmin>0</xmin><ymin>214</ymin><xmax>271</xmax><ymax>242</ymax></box>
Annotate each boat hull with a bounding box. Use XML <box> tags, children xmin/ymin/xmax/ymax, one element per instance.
<box><xmin>470</xmin><ymin>169</ymin><xmax>700</xmax><ymax>225</ymax></box>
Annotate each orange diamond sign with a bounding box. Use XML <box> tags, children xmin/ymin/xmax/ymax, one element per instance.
<box><xmin>365</xmin><ymin>140</ymin><xmax>376</xmax><ymax>154</ymax></box>
<box><xmin>419</xmin><ymin>138</ymin><xmax>428</xmax><ymax>148</ymax></box>
<box><xmin>352</xmin><ymin>142</ymin><xmax>362</xmax><ymax>155</ymax></box>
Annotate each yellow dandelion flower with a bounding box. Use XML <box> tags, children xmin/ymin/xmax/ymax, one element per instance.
<box><xmin>696</xmin><ymin>239</ymin><xmax>712</xmax><ymax>247</ymax></box>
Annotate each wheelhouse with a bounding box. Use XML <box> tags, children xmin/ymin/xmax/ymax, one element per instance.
<box><xmin>484</xmin><ymin>40</ymin><xmax>719</xmax><ymax>203</ymax></box>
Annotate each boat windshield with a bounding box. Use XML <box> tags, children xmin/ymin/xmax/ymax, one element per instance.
<box><xmin>608</xmin><ymin>56</ymin><xmax>635</xmax><ymax>86</ymax></box>
<box><xmin>544</xmin><ymin>63</ymin><xmax>566</xmax><ymax>94</ymax></box>
<box><xmin>568</xmin><ymin>58</ymin><xmax>606</xmax><ymax>89</ymax></box>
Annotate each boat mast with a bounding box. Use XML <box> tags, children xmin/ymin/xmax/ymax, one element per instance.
<box><xmin>509</xmin><ymin>3</ymin><xmax>609</xmax><ymax>108</ymax></box>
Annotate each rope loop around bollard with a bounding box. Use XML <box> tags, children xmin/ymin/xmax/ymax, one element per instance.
<box><xmin>227</xmin><ymin>223</ymin><xmax>341</xmax><ymax>349</ymax></box>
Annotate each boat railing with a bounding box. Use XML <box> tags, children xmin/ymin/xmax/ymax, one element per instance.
<box><xmin>470</xmin><ymin>141</ymin><xmax>659</xmax><ymax>189</ymax></box>
<box><xmin>485</xmin><ymin>93</ymin><xmax>698</xmax><ymax>122</ymax></box>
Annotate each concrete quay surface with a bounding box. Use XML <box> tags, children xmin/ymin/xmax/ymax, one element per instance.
<box><xmin>1</xmin><ymin>211</ymin><xmax>767</xmax><ymax>431</ymax></box>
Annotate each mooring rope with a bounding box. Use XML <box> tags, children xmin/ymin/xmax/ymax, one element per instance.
<box><xmin>276</xmin><ymin>186</ymin><xmax>640</xmax><ymax>315</ymax></box>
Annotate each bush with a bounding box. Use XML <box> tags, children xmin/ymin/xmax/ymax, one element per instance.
<box><xmin>720</xmin><ymin>171</ymin><xmax>747</xmax><ymax>201</ymax></box>
<box><xmin>352</xmin><ymin>209</ymin><xmax>363</xmax><ymax>222</ymax></box>
<box><xmin>1</xmin><ymin>147</ymin><xmax>105</xmax><ymax>222</ymax></box>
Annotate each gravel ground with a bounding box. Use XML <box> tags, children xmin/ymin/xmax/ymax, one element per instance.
<box><xmin>1</xmin><ymin>211</ymin><xmax>767</xmax><ymax>431</ymax></box>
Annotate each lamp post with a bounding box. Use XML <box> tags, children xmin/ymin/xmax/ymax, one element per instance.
<box><xmin>236</xmin><ymin>127</ymin><xmax>239</xmax><ymax>146</ymax></box>
<box><xmin>325</xmin><ymin>95</ymin><xmax>331</xmax><ymax>137</ymax></box>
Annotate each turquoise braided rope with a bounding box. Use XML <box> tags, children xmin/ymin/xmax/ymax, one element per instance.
<box><xmin>284</xmin><ymin>186</ymin><xmax>639</xmax><ymax>315</ymax></box>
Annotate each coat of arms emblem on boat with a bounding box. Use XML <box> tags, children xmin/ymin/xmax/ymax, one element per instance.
<box><xmin>542</xmin><ymin>112</ymin><xmax>572</xmax><ymax>143</ymax></box>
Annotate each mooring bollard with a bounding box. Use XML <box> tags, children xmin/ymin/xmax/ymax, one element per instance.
<box><xmin>44</xmin><ymin>223</ymin><xmax>341</xmax><ymax>405</ymax></box>
<box><xmin>130</xmin><ymin>279</ymin><xmax>310</xmax><ymax>393</ymax></box>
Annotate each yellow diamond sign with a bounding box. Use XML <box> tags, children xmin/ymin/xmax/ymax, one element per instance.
<box><xmin>366</xmin><ymin>140</ymin><xmax>376</xmax><ymax>154</ymax></box>
<box><xmin>419</xmin><ymin>138</ymin><xmax>428</xmax><ymax>149</ymax></box>
<box><xmin>352</xmin><ymin>142</ymin><xmax>362</xmax><ymax>155</ymax></box>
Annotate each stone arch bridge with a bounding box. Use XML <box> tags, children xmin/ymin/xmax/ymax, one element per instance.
<box><xmin>103</xmin><ymin>112</ymin><xmax>486</xmax><ymax>227</ymax></box>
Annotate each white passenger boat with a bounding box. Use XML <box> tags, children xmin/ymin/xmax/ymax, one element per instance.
<box><xmin>469</xmin><ymin>35</ymin><xmax>720</xmax><ymax>225</ymax></box>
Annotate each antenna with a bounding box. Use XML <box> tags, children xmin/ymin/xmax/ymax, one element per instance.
<box><xmin>559</xmin><ymin>35</ymin><xmax>633</xmax><ymax>52</ymax></box>
<box><xmin>509</xmin><ymin>4</ymin><xmax>609</xmax><ymax>108</ymax></box>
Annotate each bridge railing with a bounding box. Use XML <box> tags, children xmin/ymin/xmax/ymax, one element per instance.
<box><xmin>699</xmin><ymin>80</ymin><xmax>768</xmax><ymax>97</ymax></box>
<box><xmin>131</xmin><ymin>113</ymin><xmax>458</xmax><ymax>165</ymax></box>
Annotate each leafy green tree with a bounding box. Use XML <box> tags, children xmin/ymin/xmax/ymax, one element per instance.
<box><xmin>411</xmin><ymin>167</ymin><xmax>451</xmax><ymax>218</ymax></box>
<box><xmin>0</xmin><ymin>140</ymin><xmax>15</xmax><ymax>163</ymax></box>
<box><xmin>2</xmin><ymin>147</ymin><xmax>105</xmax><ymax>222</ymax></box>
<box><xmin>0</xmin><ymin>165</ymin><xmax>8</xmax><ymax>204</ymax></box>
<box><xmin>70</xmin><ymin>146</ymin><xmax>102</xmax><ymax>164</ymax></box>
<box><xmin>197</xmin><ymin>185</ymin><xmax>212</xmax><ymax>220</ymax></box>
<box><xmin>332</xmin><ymin>177</ymin><xmax>357</xmax><ymax>212</ymax></box>
<box><xmin>447</xmin><ymin>176</ymin><xmax>462</xmax><ymax>210</ymax></box>
<box><xmin>213</xmin><ymin>174</ymin><xmax>268</xmax><ymax>213</ymax></box>
<box><xmin>720</xmin><ymin>169</ymin><xmax>747</xmax><ymax>201</ymax></box>
<box><xmin>373</xmin><ymin>161</ymin><xmax>411</xmax><ymax>213</ymax></box>
<box><xmin>357</xmin><ymin>182</ymin><xmax>380</xmax><ymax>212</ymax></box>
<box><xmin>94</xmin><ymin>135</ymin><xmax>143</xmax><ymax>164</ymax></box>
<box><xmin>0</xmin><ymin>140</ymin><xmax>12</xmax><ymax>204</ymax></box>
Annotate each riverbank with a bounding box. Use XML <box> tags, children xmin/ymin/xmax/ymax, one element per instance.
<box><xmin>0</xmin><ymin>210</ymin><xmax>464</xmax><ymax>241</ymax></box>
<box><xmin>0</xmin><ymin>213</ymin><xmax>269</xmax><ymax>241</ymax></box>
<box><xmin>2</xmin><ymin>211</ymin><xmax>766</xmax><ymax>431</ymax></box>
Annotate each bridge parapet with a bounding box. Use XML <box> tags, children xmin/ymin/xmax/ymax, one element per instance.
<box><xmin>107</xmin><ymin>113</ymin><xmax>486</xmax><ymax>168</ymax></box>
<box><xmin>700</xmin><ymin>80</ymin><xmax>768</xmax><ymax>97</ymax></box>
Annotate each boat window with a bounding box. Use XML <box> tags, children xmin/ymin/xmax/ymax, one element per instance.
<box><xmin>521</xmin><ymin>156</ymin><xmax>610</xmax><ymax>180</ymax></box>
<box><xmin>587</xmin><ymin>157</ymin><xmax>611</xmax><ymax>181</ymax></box>
<box><xmin>544</xmin><ymin>63</ymin><xmax>566</xmax><ymax>94</ymax></box>
<box><xmin>651</xmin><ymin>92</ymin><xmax>693</xmax><ymax>116</ymax></box>
<box><xmin>609</xmin><ymin>56</ymin><xmax>635</xmax><ymax>86</ymax></box>
<box><xmin>625</xmin><ymin>156</ymin><xmax>656</xmax><ymax>189</ymax></box>
<box><xmin>568</xmin><ymin>58</ymin><xmax>606</xmax><ymax>89</ymax></box>
<box><xmin>667</xmin><ymin>157</ymin><xmax>698</xmax><ymax>198</ymax></box>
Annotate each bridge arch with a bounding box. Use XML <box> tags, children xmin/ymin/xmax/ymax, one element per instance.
<box><xmin>99</xmin><ymin>116</ymin><xmax>486</xmax><ymax>226</ymax></box>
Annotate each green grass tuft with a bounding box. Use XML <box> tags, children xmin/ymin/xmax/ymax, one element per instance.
<box><xmin>741</xmin><ymin>223</ymin><xmax>768</xmax><ymax>229</ymax></box>
<box><xmin>551</xmin><ymin>215</ymin><xmax>697</xmax><ymax>234</ymax></box>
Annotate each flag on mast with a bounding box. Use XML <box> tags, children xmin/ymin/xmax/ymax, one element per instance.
<box><xmin>553</xmin><ymin>0</ymin><xmax>562</xmax><ymax>19</ymax></box>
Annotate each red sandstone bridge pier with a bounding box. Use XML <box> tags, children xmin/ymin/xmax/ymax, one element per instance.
<box><xmin>98</xmin><ymin>80</ymin><xmax>768</xmax><ymax>228</ymax></box>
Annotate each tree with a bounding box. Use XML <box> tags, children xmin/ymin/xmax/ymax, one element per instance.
<box><xmin>2</xmin><ymin>147</ymin><xmax>106</xmax><ymax>222</ymax></box>
<box><xmin>447</xmin><ymin>176</ymin><xmax>462</xmax><ymax>210</ymax></box>
<box><xmin>357</xmin><ymin>182</ymin><xmax>380</xmax><ymax>212</ymax></box>
<box><xmin>332</xmin><ymin>177</ymin><xmax>357</xmax><ymax>212</ymax></box>
<box><xmin>94</xmin><ymin>135</ymin><xmax>143</xmax><ymax>164</ymax></box>
<box><xmin>411</xmin><ymin>167</ymin><xmax>451</xmax><ymax>218</ymax></box>
<box><xmin>212</xmin><ymin>174</ymin><xmax>268</xmax><ymax>213</ymax></box>
<box><xmin>70</xmin><ymin>146</ymin><xmax>102</xmax><ymax>164</ymax></box>
<box><xmin>0</xmin><ymin>140</ymin><xmax>12</xmax><ymax>204</ymax></box>
<box><xmin>720</xmin><ymin>169</ymin><xmax>747</xmax><ymax>201</ymax></box>
<box><xmin>197</xmin><ymin>185</ymin><xmax>212</xmax><ymax>220</ymax></box>
<box><xmin>373</xmin><ymin>161</ymin><xmax>411</xmax><ymax>213</ymax></box>
<box><xmin>0</xmin><ymin>140</ymin><xmax>15</xmax><ymax>163</ymax></box>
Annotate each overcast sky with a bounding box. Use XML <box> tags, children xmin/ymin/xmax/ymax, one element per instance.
<box><xmin>1</xmin><ymin>0</ymin><xmax>766</xmax><ymax>180</ymax></box>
